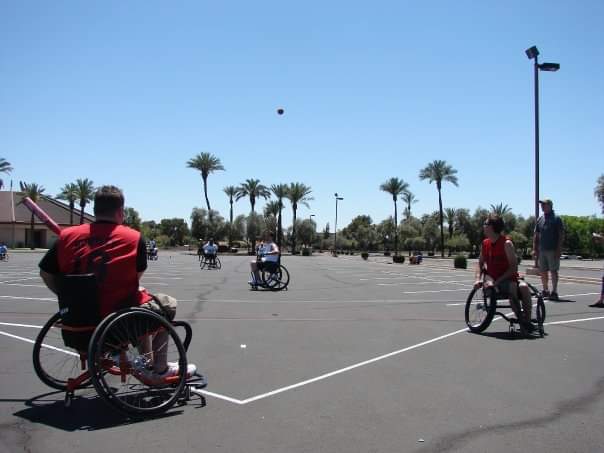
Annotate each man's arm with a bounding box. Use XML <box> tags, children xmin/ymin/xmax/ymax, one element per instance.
<box><xmin>474</xmin><ymin>249</ymin><xmax>485</xmax><ymax>285</ymax></box>
<box><xmin>40</xmin><ymin>270</ymin><xmax>59</xmax><ymax>295</ymax></box>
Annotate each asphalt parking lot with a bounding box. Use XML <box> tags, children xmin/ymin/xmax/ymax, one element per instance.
<box><xmin>1</xmin><ymin>252</ymin><xmax>603</xmax><ymax>453</ymax></box>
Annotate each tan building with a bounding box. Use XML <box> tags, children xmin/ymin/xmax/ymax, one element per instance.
<box><xmin>0</xmin><ymin>191</ymin><xmax>95</xmax><ymax>248</ymax></box>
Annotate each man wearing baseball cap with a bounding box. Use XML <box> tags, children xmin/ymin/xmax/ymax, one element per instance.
<box><xmin>533</xmin><ymin>198</ymin><xmax>564</xmax><ymax>300</ymax></box>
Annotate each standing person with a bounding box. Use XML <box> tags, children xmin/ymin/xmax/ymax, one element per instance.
<box><xmin>38</xmin><ymin>185</ymin><xmax>196</xmax><ymax>385</ymax></box>
<box><xmin>475</xmin><ymin>214</ymin><xmax>534</xmax><ymax>332</ymax></box>
<box><xmin>533</xmin><ymin>198</ymin><xmax>565</xmax><ymax>300</ymax></box>
<box><xmin>589</xmin><ymin>232</ymin><xmax>604</xmax><ymax>308</ymax></box>
<box><xmin>249</xmin><ymin>231</ymin><xmax>279</xmax><ymax>287</ymax></box>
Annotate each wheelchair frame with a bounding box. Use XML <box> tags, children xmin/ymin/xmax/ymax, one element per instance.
<box><xmin>250</xmin><ymin>257</ymin><xmax>290</xmax><ymax>291</ymax></box>
<box><xmin>464</xmin><ymin>277</ymin><xmax>546</xmax><ymax>337</ymax></box>
<box><xmin>33</xmin><ymin>307</ymin><xmax>207</xmax><ymax>417</ymax></box>
<box><xmin>200</xmin><ymin>254</ymin><xmax>221</xmax><ymax>270</ymax></box>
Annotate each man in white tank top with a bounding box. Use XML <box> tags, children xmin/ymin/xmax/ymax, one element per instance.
<box><xmin>249</xmin><ymin>231</ymin><xmax>279</xmax><ymax>286</ymax></box>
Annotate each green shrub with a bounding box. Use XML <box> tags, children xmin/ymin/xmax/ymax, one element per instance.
<box><xmin>393</xmin><ymin>255</ymin><xmax>405</xmax><ymax>264</ymax></box>
<box><xmin>361</xmin><ymin>252</ymin><xmax>369</xmax><ymax>260</ymax></box>
<box><xmin>454</xmin><ymin>255</ymin><xmax>467</xmax><ymax>269</ymax></box>
<box><xmin>302</xmin><ymin>247</ymin><xmax>311</xmax><ymax>256</ymax></box>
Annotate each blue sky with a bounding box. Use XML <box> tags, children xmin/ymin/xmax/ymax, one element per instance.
<box><xmin>1</xmin><ymin>1</ymin><xmax>603</xmax><ymax>231</ymax></box>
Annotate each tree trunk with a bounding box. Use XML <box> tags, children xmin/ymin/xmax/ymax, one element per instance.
<box><xmin>203</xmin><ymin>177</ymin><xmax>212</xmax><ymax>221</ymax></box>
<box><xmin>437</xmin><ymin>186</ymin><xmax>444</xmax><ymax>257</ymax></box>
<box><xmin>69</xmin><ymin>202</ymin><xmax>74</xmax><ymax>225</ymax></box>
<box><xmin>277</xmin><ymin>203</ymin><xmax>283</xmax><ymax>249</ymax></box>
<box><xmin>80</xmin><ymin>205</ymin><xmax>85</xmax><ymax>224</ymax></box>
<box><xmin>229</xmin><ymin>199</ymin><xmax>233</xmax><ymax>248</ymax></box>
<box><xmin>291</xmin><ymin>205</ymin><xmax>297</xmax><ymax>254</ymax></box>
<box><xmin>393</xmin><ymin>197</ymin><xmax>398</xmax><ymax>256</ymax></box>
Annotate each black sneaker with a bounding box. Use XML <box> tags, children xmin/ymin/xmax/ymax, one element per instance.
<box><xmin>549</xmin><ymin>292</ymin><xmax>559</xmax><ymax>301</ymax></box>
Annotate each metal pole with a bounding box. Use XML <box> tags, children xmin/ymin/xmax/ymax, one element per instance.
<box><xmin>334</xmin><ymin>198</ymin><xmax>338</xmax><ymax>252</ymax></box>
<box><xmin>534</xmin><ymin>56</ymin><xmax>540</xmax><ymax>223</ymax></box>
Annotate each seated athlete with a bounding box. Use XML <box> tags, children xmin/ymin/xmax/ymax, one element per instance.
<box><xmin>474</xmin><ymin>214</ymin><xmax>534</xmax><ymax>332</ymax></box>
<box><xmin>0</xmin><ymin>243</ymin><xmax>7</xmax><ymax>260</ymax></box>
<box><xmin>249</xmin><ymin>231</ymin><xmax>279</xmax><ymax>287</ymax></box>
<box><xmin>202</xmin><ymin>238</ymin><xmax>218</xmax><ymax>266</ymax></box>
<box><xmin>39</xmin><ymin>185</ymin><xmax>196</xmax><ymax>385</ymax></box>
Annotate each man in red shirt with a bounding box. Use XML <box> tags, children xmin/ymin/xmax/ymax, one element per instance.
<box><xmin>39</xmin><ymin>185</ymin><xmax>195</xmax><ymax>385</ymax></box>
<box><xmin>474</xmin><ymin>214</ymin><xmax>534</xmax><ymax>332</ymax></box>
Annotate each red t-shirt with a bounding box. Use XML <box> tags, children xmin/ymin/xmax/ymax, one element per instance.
<box><xmin>56</xmin><ymin>223</ymin><xmax>152</xmax><ymax>317</ymax></box>
<box><xmin>481</xmin><ymin>235</ymin><xmax>517</xmax><ymax>281</ymax></box>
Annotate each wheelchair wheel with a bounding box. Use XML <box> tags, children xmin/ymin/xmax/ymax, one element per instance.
<box><xmin>33</xmin><ymin>312</ymin><xmax>92</xmax><ymax>390</ymax></box>
<box><xmin>214</xmin><ymin>257</ymin><xmax>222</xmax><ymax>270</ymax></box>
<box><xmin>464</xmin><ymin>287</ymin><xmax>496</xmax><ymax>333</ymax></box>
<box><xmin>535</xmin><ymin>295</ymin><xmax>546</xmax><ymax>337</ymax></box>
<box><xmin>200</xmin><ymin>258</ymin><xmax>207</xmax><ymax>270</ymax></box>
<box><xmin>88</xmin><ymin>308</ymin><xmax>188</xmax><ymax>417</ymax></box>
<box><xmin>261</xmin><ymin>264</ymin><xmax>290</xmax><ymax>291</ymax></box>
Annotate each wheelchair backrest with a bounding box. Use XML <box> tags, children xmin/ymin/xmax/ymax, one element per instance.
<box><xmin>58</xmin><ymin>273</ymin><xmax>102</xmax><ymax>327</ymax></box>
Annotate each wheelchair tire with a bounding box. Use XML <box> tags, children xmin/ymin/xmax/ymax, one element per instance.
<box><xmin>200</xmin><ymin>258</ymin><xmax>207</xmax><ymax>270</ymax></box>
<box><xmin>87</xmin><ymin>308</ymin><xmax>188</xmax><ymax>417</ymax></box>
<box><xmin>464</xmin><ymin>287</ymin><xmax>496</xmax><ymax>333</ymax></box>
<box><xmin>33</xmin><ymin>312</ymin><xmax>92</xmax><ymax>391</ymax></box>
<box><xmin>214</xmin><ymin>257</ymin><xmax>222</xmax><ymax>270</ymax></box>
<box><xmin>261</xmin><ymin>264</ymin><xmax>289</xmax><ymax>291</ymax></box>
<box><xmin>536</xmin><ymin>296</ymin><xmax>546</xmax><ymax>337</ymax></box>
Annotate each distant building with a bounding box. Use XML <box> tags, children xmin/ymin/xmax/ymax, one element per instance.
<box><xmin>0</xmin><ymin>191</ymin><xmax>95</xmax><ymax>248</ymax></box>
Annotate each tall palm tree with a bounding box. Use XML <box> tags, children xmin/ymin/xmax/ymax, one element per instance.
<box><xmin>419</xmin><ymin>160</ymin><xmax>459</xmax><ymax>257</ymax></box>
<box><xmin>187</xmin><ymin>152</ymin><xmax>225</xmax><ymax>214</ymax></box>
<box><xmin>270</xmin><ymin>183</ymin><xmax>289</xmax><ymax>249</ymax></box>
<box><xmin>75</xmin><ymin>178</ymin><xmax>95</xmax><ymax>224</ymax></box>
<box><xmin>0</xmin><ymin>158</ymin><xmax>13</xmax><ymax>190</ymax></box>
<box><xmin>401</xmin><ymin>191</ymin><xmax>418</xmax><ymax>221</ymax></box>
<box><xmin>263</xmin><ymin>200</ymin><xmax>280</xmax><ymax>218</ymax></box>
<box><xmin>19</xmin><ymin>182</ymin><xmax>45</xmax><ymax>249</ymax></box>
<box><xmin>490</xmin><ymin>203</ymin><xmax>511</xmax><ymax>217</ymax></box>
<box><xmin>236</xmin><ymin>179</ymin><xmax>271</xmax><ymax>252</ymax></box>
<box><xmin>286</xmin><ymin>182</ymin><xmax>313</xmax><ymax>254</ymax></box>
<box><xmin>379</xmin><ymin>177</ymin><xmax>409</xmax><ymax>256</ymax></box>
<box><xmin>235</xmin><ymin>179</ymin><xmax>271</xmax><ymax>213</ymax></box>
<box><xmin>223</xmin><ymin>185</ymin><xmax>237</xmax><ymax>248</ymax></box>
<box><xmin>57</xmin><ymin>183</ymin><xmax>78</xmax><ymax>225</ymax></box>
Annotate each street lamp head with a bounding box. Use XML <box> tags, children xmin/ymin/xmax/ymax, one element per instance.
<box><xmin>525</xmin><ymin>46</ymin><xmax>539</xmax><ymax>60</ymax></box>
<box><xmin>539</xmin><ymin>62</ymin><xmax>560</xmax><ymax>72</ymax></box>
<box><xmin>336</xmin><ymin>197</ymin><xmax>343</xmax><ymax>201</ymax></box>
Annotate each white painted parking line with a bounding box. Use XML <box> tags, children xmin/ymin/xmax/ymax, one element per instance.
<box><xmin>545</xmin><ymin>316</ymin><xmax>604</xmax><ymax>325</ymax></box>
<box><xmin>0</xmin><ymin>322</ymin><xmax>43</xmax><ymax>328</ymax></box>
<box><xmin>446</xmin><ymin>292</ymin><xmax>600</xmax><ymax>306</ymax></box>
<box><xmin>0</xmin><ymin>295</ymin><xmax>56</xmax><ymax>302</ymax></box>
<box><xmin>0</xmin><ymin>330</ymin><xmax>79</xmax><ymax>356</ymax></box>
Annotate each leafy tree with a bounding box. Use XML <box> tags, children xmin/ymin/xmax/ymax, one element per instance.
<box><xmin>380</xmin><ymin>177</ymin><xmax>409</xmax><ymax>256</ymax></box>
<box><xmin>19</xmin><ymin>182</ymin><xmax>45</xmax><ymax>249</ymax></box>
<box><xmin>342</xmin><ymin>215</ymin><xmax>376</xmax><ymax>251</ymax></box>
<box><xmin>376</xmin><ymin>217</ymin><xmax>396</xmax><ymax>251</ymax></box>
<box><xmin>75</xmin><ymin>178</ymin><xmax>95</xmax><ymax>224</ymax></box>
<box><xmin>270</xmin><ymin>183</ymin><xmax>289</xmax><ymax>249</ymax></box>
<box><xmin>0</xmin><ymin>158</ymin><xmax>13</xmax><ymax>190</ymax></box>
<box><xmin>490</xmin><ymin>203</ymin><xmax>511</xmax><ymax>216</ymax></box>
<box><xmin>159</xmin><ymin>218</ymin><xmax>189</xmax><ymax>246</ymax></box>
<box><xmin>420</xmin><ymin>212</ymin><xmax>440</xmax><ymax>253</ymax></box>
<box><xmin>595</xmin><ymin>174</ymin><xmax>604</xmax><ymax>215</ymax></box>
<box><xmin>296</xmin><ymin>218</ymin><xmax>316</xmax><ymax>248</ymax></box>
<box><xmin>123</xmin><ymin>207</ymin><xmax>141</xmax><ymax>230</ymax></box>
<box><xmin>141</xmin><ymin>220</ymin><xmax>159</xmax><ymax>240</ymax></box>
<box><xmin>187</xmin><ymin>152</ymin><xmax>225</xmax><ymax>215</ymax></box>
<box><xmin>446</xmin><ymin>233</ymin><xmax>470</xmax><ymax>253</ymax></box>
<box><xmin>286</xmin><ymin>182</ymin><xmax>313</xmax><ymax>254</ymax></box>
<box><xmin>419</xmin><ymin>160</ymin><xmax>459</xmax><ymax>257</ymax></box>
<box><xmin>323</xmin><ymin>223</ymin><xmax>330</xmax><ymax>240</ymax></box>
<box><xmin>508</xmin><ymin>231</ymin><xmax>529</xmax><ymax>257</ymax></box>
<box><xmin>445</xmin><ymin>207</ymin><xmax>457</xmax><ymax>239</ymax></box>
<box><xmin>56</xmin><ymin>183</ymin><xmax>78</xmax><ymax>225</ymax></box>
<box><xmin>404</xmin><ymin>236</ymin><xmax>426</xmax><ymax>254</ymax></box>
<box><xmin>190</xmin><ymin>207</ymin><xmax>224</xmax><ymax>241</ymax></box>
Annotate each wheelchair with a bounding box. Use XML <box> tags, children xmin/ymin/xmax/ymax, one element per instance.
<box><xmin>250</xmin><ymin>257</ymin><xmax>290</xmax><ymax>291</ymax></box>
<box><xmin>32</xmin><ymin>274</ymin><xmax>206</xmax><ymax>417</ymax></box>
<box><xmin>147</xmin><ymin>247</ymin><xmax>158</xmax><ymax>261</ymax></box>
<box><xmin>464</xmin><ymin>277</ymin><xmax>546</xmax><ymax>337</ymax></box>
<box><xmin>0</xmin><ymin>252</ymin><xmax>7</xmax><ymax>261</ymax></box>
<box><xmin>200</xmin><ymin>254</ymin><xmax>221</xmax><ymax>270</ymax></box>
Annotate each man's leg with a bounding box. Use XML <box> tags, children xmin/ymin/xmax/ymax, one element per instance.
<box><xmin>539</xmin><ymin>252</ymin><xmax>550</xmax><ymax>296</ymax></box>
<box><xmin>505</xmin><ymin>281</ymin><xmax>524</xmax><ymax>322</ymax></box>
<box><xmin>518</xmin><ymin>281</ymin><xmax>532</xmax><ymax>323</ymax></box>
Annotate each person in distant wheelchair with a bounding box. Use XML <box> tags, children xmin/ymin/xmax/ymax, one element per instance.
<box><xmin>202</xmin><ymin>238</ymin><xmax>218</xmax><ymax>267</ymax></box>
<box><xmin>249</xmin><ymin>231</ymin><xmax>279</xmax><ymax>287</ymax></box>
<box><xmin>474</xmin><ymin>214</ymin><xmax>534</xmax><ymax>332</ymax></box>
<box><xmin>38</xmin><ymin>185</ymin><xmax>196</xmax><ymax>386</ymax></box>
<box><xmin>0</xmin><ymin>242</ymin><xmax>8</xmax><ymax>261</ymax></box>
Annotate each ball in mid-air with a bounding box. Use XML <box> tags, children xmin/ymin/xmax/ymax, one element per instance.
<box><xmin>276</xmin><ymin>108</ymin><xmax>284</xmax><ymax>115</ymax></box>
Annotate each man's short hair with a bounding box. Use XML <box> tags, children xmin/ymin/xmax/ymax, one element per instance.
<box><xmin>486</xmin><ymin>214</ymin><xmax>505</xmax><ymax>234</ymax></box>
<box><xmin>94</xmin><ymin>185</ymin><xmax>125</xmax><ymax>217</ymax></box>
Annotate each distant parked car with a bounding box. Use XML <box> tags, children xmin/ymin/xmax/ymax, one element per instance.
<box><xmin>560</xmin><ymin>254</ymin><xmax>569</xmax><ymax>259</ymax></box>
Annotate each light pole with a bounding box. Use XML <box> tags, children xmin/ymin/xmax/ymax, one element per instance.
<box><xmin>334</xmin><ymin>193</ymin><xmax>343</xmax><ymax>254</ymax></box>
<box><xmin>309</xmin><ymin>214</ymin><xmax>315</xmax><ymax>248</ymax></box>
<box><xmin>525</xmin><ymin>45</ymin><xmax>560</xmax><ymax>223</ymax></box>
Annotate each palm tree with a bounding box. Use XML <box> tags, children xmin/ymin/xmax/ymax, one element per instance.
<box><xmin>19</xmin><ymin>182</ymin><xmax>45</xmax><ymax>249</ymax></box>
<box><xmin>401</xmin><ymin>191</ymin><xmax>418</xmax><ymax>221</ymax></box>
<box><xmin>223</xmin><ymin>185</ymin><xmax>237</xmax><ymax>248</ymax></box>
<box><xmin>236</xmin><ymin>179</ymin><xmax>271</xmax><ymax>252</ymax></box>
<box><xmin>0</xmin><ymin>158</ymin><xmax>13</xmax><ymax>190</ymax></box>
<box><xmin>445</xmin><ymin>207</ymin><xmax>457</xmax><ymax>239</ymax></box>
<box><xmin>490</xmin><ymin>203</ymin><xmax>511</xmax><ymax>216</ymax></box>
<box><xmin>264</xmin><ymin>200</ymin><xmax>280</xmax><ymax>218</ymax></box>
<box><xmin>419</xmin><ymin>160</ymin><xmax>459</xmax><ymax>257</ymax></box>
<box><xmin>286</xmin><ymin>182</ymin><xmax>313</xmax><ymax>254</ymax></box>
<box><xmin>379</xmin><ymin>177</ymin><xmax>409</xmax><ymax>256</ymax></box>
<box><xmin>75</xmin><ymin>178</ymin><xmax>95</xmax><ymax>224</ymax></box>
<box><xmin>187</xmin><ymin>152</ymin><xmax>225</xmax><ymax>214</ymax></box>
<box><xmin>270</xmin><ymin>183</ymin><xmax>289</xmax><ymax>249</ymax></box>
<box><xmin>596</xmin><ymin>174</ymin><xmax>604</xmax><ymax>215</ymax></box>
<box><xmin>57</xmin><ymin>183</ymin><xmax>78</xmax><ymax>225</ymax></box>
<box><xmin>235</xmin><ymin>179</ymin><xmax>271</xmax><ymax>213</ymax></box>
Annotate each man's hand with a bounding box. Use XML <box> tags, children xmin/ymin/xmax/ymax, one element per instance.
<box><xmin>473</xmin><ymin>280</ymin><xmax>483</xmax><ymax>289</ymax></box>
